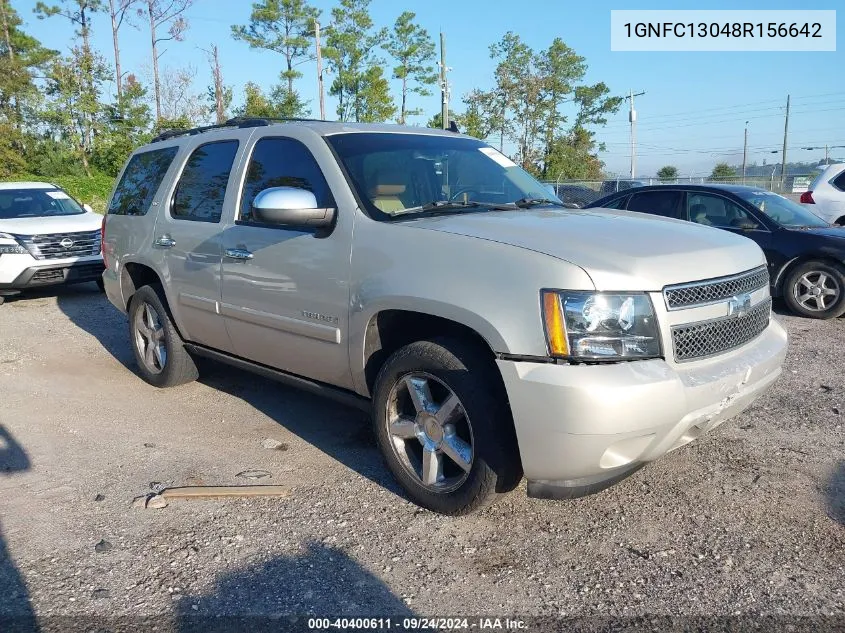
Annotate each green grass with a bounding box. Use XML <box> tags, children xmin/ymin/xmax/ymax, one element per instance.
<box><xmin>7</xmin><ymin>173</ymin><xmax>115</xmax><ymax>214</ymax></box>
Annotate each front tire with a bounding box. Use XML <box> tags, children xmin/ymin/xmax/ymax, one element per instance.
<box><xmin>128</xmin><ymin>284</ymin><xmax>198</xmax><ymax>387</ymax></box>
<box><xmin>783</xmin><ymin>260</ymin><xmax>845</xmax><ymax>319</ymax></box>
<box><xmin>372</xmin><ymin>337</ymin><xmax>521</xmax><ymax>515</ymax></box>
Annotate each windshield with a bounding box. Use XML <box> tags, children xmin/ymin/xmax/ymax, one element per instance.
<box><xmin>325</xmin><ymin>133</ymin><xmax>559</xmax><ymax>219</ymax></box>
<box><xmin>735</xmin><ymin>189</ymin><xmax>828</xmax><ymax>228</ymax></box>
<box><xmin>0</xmin><ymin>188</ymin><xmax>85</xmax><ymax>219</ymax></box>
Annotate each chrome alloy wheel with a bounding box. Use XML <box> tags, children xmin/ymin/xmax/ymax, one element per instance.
<box><xmin>133</xmin><ymin>302</ymin><xmax>167</xmax><ymax>374</ymax></box>
<box><xmin>385</xmin><ymin>373</ymin><xmax>474</xmax><ymax>492</ymax></box>
<box><xmin>793</xmin><ymin>270</ymin><xmax>841</xmax><ymax>312</ymax></box>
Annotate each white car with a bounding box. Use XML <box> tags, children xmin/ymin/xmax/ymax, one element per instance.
<box><xmin>0</xmin><ymin>182</ymin><xmax>104</xmax><ymax>304</ymax></box>
<box><xmin>801</xmin><ymin>163</ymin><xmax>845</xmax><ymax>224</ymax></box>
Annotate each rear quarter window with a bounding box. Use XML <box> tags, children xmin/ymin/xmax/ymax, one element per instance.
<box><xmin>832</xmin><ymin>169</ymin><xmax>845</xmax><ymax>192</ymax></box>
<box><xmin>108</xmin><ymin>146</ymin><xmax>179</xmax><ymax>216</ymax></box>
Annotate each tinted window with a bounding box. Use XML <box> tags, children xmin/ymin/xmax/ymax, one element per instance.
<box><xmin>240</xmin><ymin>138</ymin><xmax>333</xmax><ymax>223</ymax></box>
<box><xmin>626</xmin><ymin>190</ymin><xmax>683</xmax><ymax>218</ymax></box>
<box><xmin>108</xmin><ymin>147</ymin><xmax>178</xmax><ymax>216</ymax></box>
<box><xmin>832</xmin><ymin>170</ymin><xmax>845</xmax><ymax>192</ymax></box>
<box><xmin>171</xmin><ymin>141</ymin><xmax>239</xmax><ymax>223</ymax></box>
<box><xmin>601</xmin><ymin>195</ymin><xmax>627</xmax><ymax>210</ymax></box>
<box><xmin>688</xmin><ymin>192</ymin><xmax>759</xmax><ymax>229</ymax></box>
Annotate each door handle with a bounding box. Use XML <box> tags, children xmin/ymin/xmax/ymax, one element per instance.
<box><xmin>153</xmin><ymin>235</ymin><xmax>176</xmax><ymax>248</ymax></box>
<box><xmin>225</xmin><ymin>248</ymin><xmax>254</xmax><ymax>261</ymax></box>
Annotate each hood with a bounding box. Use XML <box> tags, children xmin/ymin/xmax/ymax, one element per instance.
<box><xmin>402</xmin><ymin>208</ymin><xmax>766</xmax><ymax>291</ymax></box>
<box><xmin>797</xmin><ymin>225</ymin><xmax>845</xmax><ymax>239</ymax></box>
<box><xmin>0</xmin><ymin>211</ymin><xmax>102</xmax><ymax>236</ymax></box>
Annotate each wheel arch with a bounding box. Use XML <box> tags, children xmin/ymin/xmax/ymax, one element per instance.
<box><xmin>773</xmin><ymin>254</ymin><xmax>845</xmax><ymax>296</ymax></box>
<box><xmin>357</xmin><ymin>307</ymin><xmax>504</xmax><ymax>399</ymax></box>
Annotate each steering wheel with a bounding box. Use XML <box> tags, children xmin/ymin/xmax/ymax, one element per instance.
<box><xmin>449</xmin><ymin>187</ymin><xmax>482</xmax><ymax>202</ymax></box>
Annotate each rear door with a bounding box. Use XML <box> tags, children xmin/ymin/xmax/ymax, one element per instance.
<box><xmin>153</xmin><ymin>132</ymin><xmax>251</xmax><ymax>352</ymax></box>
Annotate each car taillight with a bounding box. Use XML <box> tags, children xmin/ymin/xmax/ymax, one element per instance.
<box><xmin>101</xmin><ymin>215</ymin><xmax>108</xmax><ymax>268</ymax></box>
<box><xmin>800</xmin><ymin>191</ymin><xmax>815</xmax><ymax>204</ymax></box>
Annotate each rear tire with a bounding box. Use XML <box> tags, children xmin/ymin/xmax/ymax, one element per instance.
<box><xmin>783</xmin><ymin>260</ymin><xmax>845</xmax><ymax>319</ymax></box>
<box><xmin>372</xmin><ymin>337</ymin><xmax>521</xmax><ymax>515</ymax></box>
<box><xmin>128</xmin><ymin>284</ymin><xmax>198</xmax><ymax>388</ymax></box>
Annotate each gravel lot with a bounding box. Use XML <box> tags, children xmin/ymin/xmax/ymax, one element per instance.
<box><xmin>0</xmin><ymin>284</ymin><xmax>843</xmax><ymax>631</ymax></box>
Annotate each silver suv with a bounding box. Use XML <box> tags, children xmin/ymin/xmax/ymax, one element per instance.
<box><xmin>102</xmin><ymin>118</ymin><xmax>788</xmax><ymax>515</ymax></box>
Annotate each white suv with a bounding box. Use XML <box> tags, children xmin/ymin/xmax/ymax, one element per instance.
<box><xmin>0</xmin><ymin>182</ymin><xmax>104</xmax><ymax>304</ymax></box>
<box><xmin>801</xmin><ymin>163</ymin><xmax>845</xmax><ymax>224</ymax></box>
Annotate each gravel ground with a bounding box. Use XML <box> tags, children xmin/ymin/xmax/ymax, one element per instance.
<box><xmin>0</xmin><ymin>284</ymin><xmax>843</xmax><ymax>632</ymax></box>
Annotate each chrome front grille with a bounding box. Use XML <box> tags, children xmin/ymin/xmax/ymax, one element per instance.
<box><xmin>664</xmin><ymin>266</ymin><xmax>769</xmax><ymax>310</ymax></box>
<box><xmin>671</xmin><ymin>298</ymin><xmax>772</xmax><ymax>362</ymax></box>
<box><xmin>13</xmin><ymin>230</ymin><xmax>102</xmax><ymax>260</ymax></box>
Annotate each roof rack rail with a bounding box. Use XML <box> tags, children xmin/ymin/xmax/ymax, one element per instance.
<box><xmin>150</xmin><ymin>116</ymin><xmax>333</xmax><ymax>143</ymax></box>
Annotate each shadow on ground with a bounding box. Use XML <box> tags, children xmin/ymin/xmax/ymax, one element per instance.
<box><xmin>0</xmin><ymin>425</ymin><xmax>37</xmax><ymax>632</ymax></box>
<box><xmin>56</xmin><ymin>286</ymin><xmax>404</xmax><ymax>499</ymax></box>
<box><xmin>826</xmin><ymin>461</ymin><xmax>845</xmax><ymax>526</ymax></box>
<box><xmin>54</xmin><ymin>282</ymin><xmax>135</xmax><ymax>367</ymax></box>
<box><xmin>198</xmin><ymin>361</ymin><xmax>404</xmax><ymax>498</ymax></box>
<box><xmin>177</xmin><ymin>542</ymin><xmax>415</xmax><ymax>633</ymax></box>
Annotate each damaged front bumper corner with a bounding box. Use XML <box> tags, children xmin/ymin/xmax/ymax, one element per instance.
<box><xmin>497</xmin><ymin>319</ymin><xmax>788</xmax><ymax>499</ymax></box>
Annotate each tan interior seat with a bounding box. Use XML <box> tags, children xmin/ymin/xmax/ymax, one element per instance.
<box><xmin>367</xmin><ymin>162</ymin><xmax>409</xmax><ymax>214</ymax></box>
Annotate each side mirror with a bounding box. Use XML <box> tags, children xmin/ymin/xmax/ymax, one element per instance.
<box><xmin>251</xmin><ymin>187</ymin><xmax>335</xmax><ymax>229</ymax></box>
<box><xmin>83</xmin><ymin>203</ymin><xmax>94</xmax><ymax>213</ymax></box>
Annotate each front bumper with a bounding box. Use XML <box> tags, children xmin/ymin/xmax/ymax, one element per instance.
<box><xmin>0</xmin><ymin>259</ymin><xmax>105</xmax><ymax>290</ymax></box>
<box><xmin>498</xmin><ymin>319</ymin><xmax>787</xmax><ymax>498</ymax></box>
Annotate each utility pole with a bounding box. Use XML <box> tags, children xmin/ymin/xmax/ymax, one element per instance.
<box><xmin>780</xmin><ymin>94</ymin><xmax>790</xmax><ymax>190</ymax></box>
<box><xmin>439</xmin><ymin>32</ymin><xmax>449</xmax><ymax>129</ymax></box>
<box><xmin>315</xmin><ymin>20</ymin><xmax>325</xmax><ymax>120</ymax></box>
<box><xmin>825</xmin><ymin>144</ymin><xmax>829</xmax><ymax>165</ymax></box>
<box><xmin>742</xmin><ymin>121</ymin><xmax>749</xmax><ymax>185</ymax></box>
<box><xmin>625</xmin><ymin>90</ymin><xmax>645</xmax><ymax>179</ymax></box>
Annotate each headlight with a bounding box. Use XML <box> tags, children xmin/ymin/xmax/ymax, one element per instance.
<box><xmin>0</xmin><ymin>233</ymin><xmax>26</xmax><ymax>254</ymax></box>
<box><xmin>542</xmin><ymin>291</ymin><xmax>661</xmax><ymax>360</ymax></box>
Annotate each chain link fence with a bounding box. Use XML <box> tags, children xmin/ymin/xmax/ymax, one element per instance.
<box><xmin>544</xmin><ymin>174</ymin><xmax>815</xmax><ymax>207</ymax></box>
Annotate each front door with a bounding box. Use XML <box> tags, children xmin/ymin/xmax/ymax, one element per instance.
<box><xmin>154</xmin><ymin>138</ymin><xmax>243</xmax><ymax>352</ymax></box>
<box><xmin>220</xmin><ymin>135</ymin><xmax>354</xmax><ymax>389</ymax></box>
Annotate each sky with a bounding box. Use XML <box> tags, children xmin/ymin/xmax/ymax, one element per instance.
<box><xmin>12</xmin><ymin>0</ymin><xmax>845</xmax><ymax>177</ymax></box>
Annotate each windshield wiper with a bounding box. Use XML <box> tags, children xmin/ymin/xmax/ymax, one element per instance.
<box><xmin>390</xmin><ymin>200</ymin><xmax>517</xmax><ymax>217</ymax></box>
<box><xmin>512</xmin><ymin>197</ymin><xmax>567</xmax><ymax>208</ymax></box>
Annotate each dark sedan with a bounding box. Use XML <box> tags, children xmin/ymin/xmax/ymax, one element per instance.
<box><xmin>587</xmin><ymin>184</ymin><xmax>845</xmax><ymax>319</ymax></box>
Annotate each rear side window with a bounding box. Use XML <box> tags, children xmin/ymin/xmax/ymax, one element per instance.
<box><xmin>239</xmin><ymin>137</ymin><xmax>334</xmax><ymax>224</ymax></box>
<box><xmin>627</xmin><ymin>190</ymin><xmax>683</xmax><ymax>218</ymax></box>
<box><xmin>171</xmin><ymin>140</ymin><xmax>239</xmax><ymax>223</ymax></box>
<box><xmin>832</xmin><ymin>170</ymin><xmax>845</xmax><ymax>192</ymax></box>
<box><xmin>108</xmin><ymin>147</ymin><xmax>178</xmax><ymax>216</ymax></box>
<box><xmin>601</xmin><ymin>195</ymin><xmax>627</xmax><ymax>210</ymax></box>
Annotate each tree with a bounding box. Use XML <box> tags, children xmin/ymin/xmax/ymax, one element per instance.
<box><xmin>384</xmin><ymin>11</ymin><xmax>436</xmax><ymax>124</ymax></box>
<box><xmin>425</xmin><ymin>109</ymin><xmax>454</xmax><ymax>129</ymax></box>
<box><xmin>35</xmin><ymin>0</ymin><xmax>104</xmax><ymax>161</ymax></box>
<box><xmin>202</xmin><ymin>44</ymin><xmax>230</xmax><ymax>123</ymax></box>
<box><xmin>42</xmin><ymin>49</ymin><xmax>111</xmax><ymax>175</ymax></box>
<box><xmin>145</xmin><ymin>0</ymin><xmax>192</xmax><ymax>122</ymax></box>
<box><xmin>324</xmin><ymin>0</ymin><xmax>393</xmax><ymax>122</ymax></box>
<box><xmin>232</xmin><ymin>0</ymin><xmax>318</xmax><ymax>120</ymax></box>
<box><xmin>357</xmin><ymin>65</ymin><xmax>395</xmax><ymax>123</ymax></box>
<box><xmin>710</xmin><ymin>162</ymin><xmax>737</xmax><ymax>180</ymax></box>
<box><xmin>158</xmin><ymin>65</ymin><xmax>204</xmax><ymax>125</ymax></box>
<box><xmin>0</xmin><ymin>0</ymin><xmax>54</xmax><ymax>133</ymax></box>
<box><xmin>93</xmin><ymin>73</ymin><xmax>152</xmax><ymax>174</ymax></box>
<box><xmin>236</xmin><ymin>81</ymin><xmax>280</xmax><ymax>118</ymax></box>
<box><xmin>107</xmin><ymin>0</ymin><xmax>139</xmax><ymax>98</ymax></box>
<box><xmin>657</xmin><ymin>165</ymin><xmax>678</xmax><ymax>181</ymax></box>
